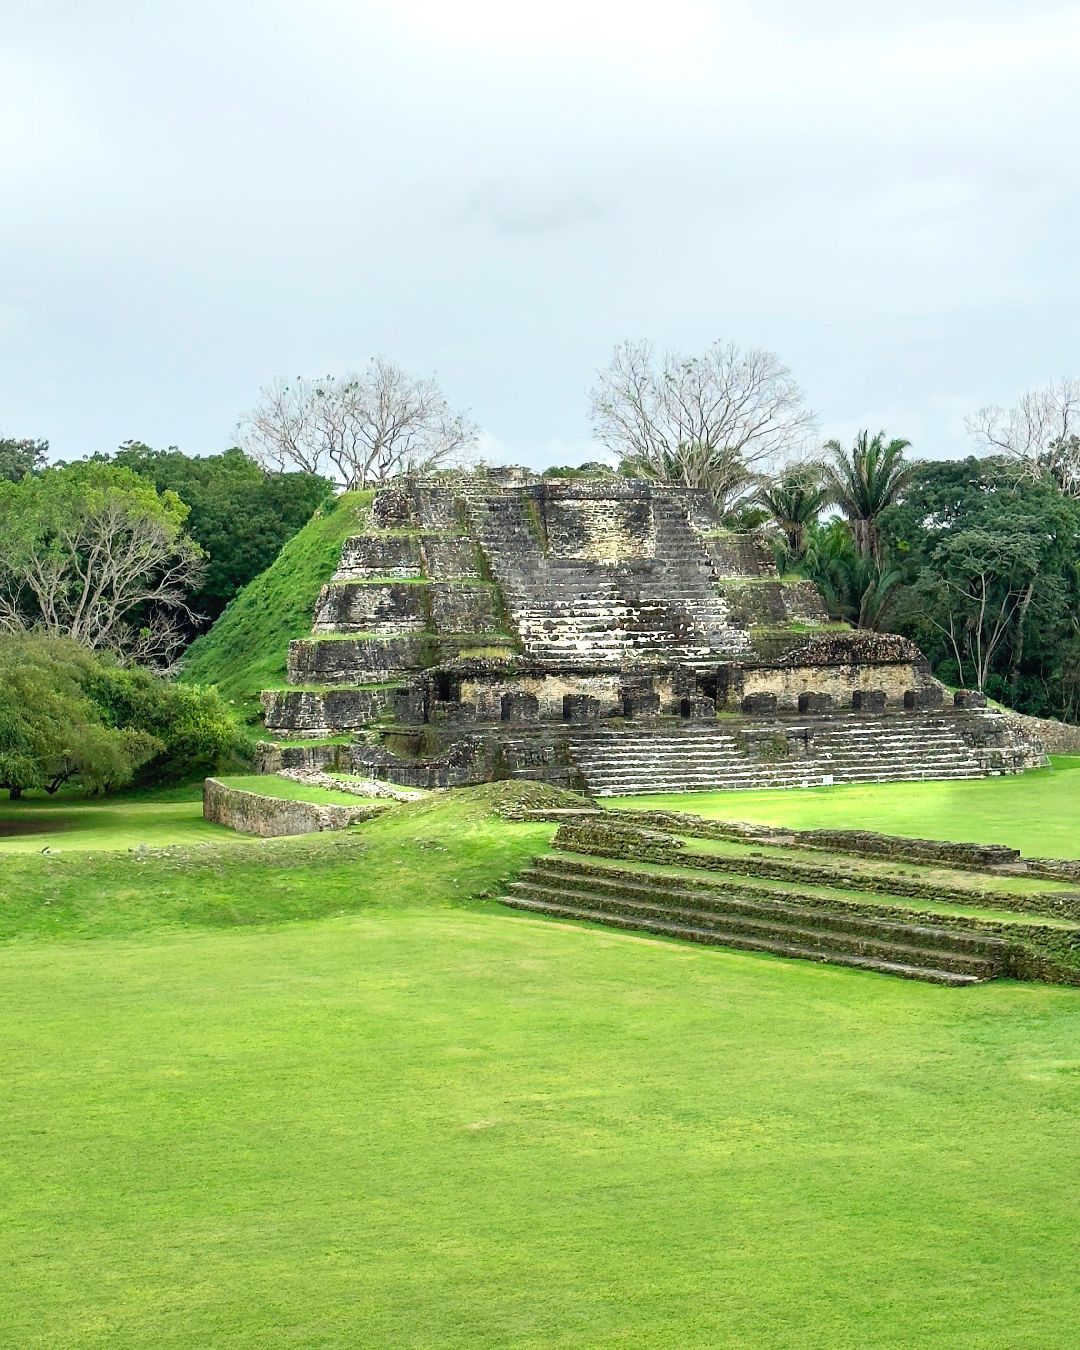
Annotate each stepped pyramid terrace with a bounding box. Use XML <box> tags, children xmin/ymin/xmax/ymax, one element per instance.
<box><xmin>258</xmin><ymin>471</ymin><xmax>1044</xmax><ymax>794</ymax></box>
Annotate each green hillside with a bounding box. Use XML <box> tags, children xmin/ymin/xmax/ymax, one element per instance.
<box><xmin>180</xmin><ymin>490</ymin><xmax>372</xmax><ymax>723</ymax></box>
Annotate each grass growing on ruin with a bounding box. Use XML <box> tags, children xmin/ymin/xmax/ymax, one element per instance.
<box><xmin>180</xmin><ymin>490</ymin><xmax>374</xmax><ymax>722</ymax></box>
<box><xmin>216</xmin><ymin>773</ymin><xmax>384</xmax><ymax>807</ymax></box>
<box><xmin>612</xmin><ymin>756</ymin><xmax>1080</xmax><ymax>859</ymax></box>
<box><xmin>3</xmin><ymin>891</ymin><xmax>1078</xmax><ymax>1346</ymax></box>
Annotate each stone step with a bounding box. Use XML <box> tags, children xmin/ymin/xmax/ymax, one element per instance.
<box><xmin>510</xmin><ymin>879</ymin><xmax>1003</xmax><ymax>977</ymax></box>
<box><xmin>525</xmin><ymin>861</ymin><xmax>1009</xmax><ymax>959</ymax></box>
<box><xmin>498</xmin><ymin>894</ymin><xmax>986</xmax><ymax>985</ymax></box>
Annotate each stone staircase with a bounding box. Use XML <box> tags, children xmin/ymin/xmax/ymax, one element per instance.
<box><xmin>564</xmin><ymin>713</ymin><xmax>1005</xmax><ymax>795</ymax></box>
<box><xmin>460</xmin><ymin>484</ymin><xmax>750</xmax><ymax>668</ymax></box>
<box><xmin>501</xmin><ymin>855</ymin><xmax>1010</xmax><ymax>985</ymax></box>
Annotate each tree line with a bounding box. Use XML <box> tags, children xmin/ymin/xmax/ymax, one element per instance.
<box><xmin>1</xmin><ymin>343</ymin><xmax>1076</xmax><ymax>801</ymax></box>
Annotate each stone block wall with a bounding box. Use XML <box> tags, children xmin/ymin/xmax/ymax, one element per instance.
<box><xmin>262</xmin><ymin>686</ymin><xmax>398</xmax><ymax>733</ymax></box>
<box><xmin>203</xmin><ymin>777</ymin><xmax>385</xmax><ymax>837</ymax></box>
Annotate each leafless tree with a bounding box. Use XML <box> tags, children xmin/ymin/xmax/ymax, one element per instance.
<box><xmin>966</xmin><ymin>377</ymin><xmax>1080</xmax><ymax>498</ymax></box>
<box><xmin>590</xmin><ymin>339</ymin><xmax>817</xmax><ymax>511</ymax></box>
<box><xmin>237</xmin><ymin>357</ymin><xmax>480</xmax><ymax>489</ymax></box>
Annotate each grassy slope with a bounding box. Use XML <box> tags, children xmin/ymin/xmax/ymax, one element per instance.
<box><xmin>612</xmin><ymin>756</ymin><xmax>1080</xmax><ymax>859</ymax></box>
<box><xmin>0</xmin><ymin>786</ymin><xmax>555</xmax><ymax>941</ymax></box>
<box><xmin>179</xmin><ymin>489</ymin><xmax>373</xmax><ymax>722</ymax></box>
<box><xmin>3</xmin><ymin>902</ymin><xmax>1077</xmax><ymax>1346</ymax></box>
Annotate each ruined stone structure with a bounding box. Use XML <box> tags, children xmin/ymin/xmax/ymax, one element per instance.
<box><xmin>259</xmin><ymin>472</ymin><xmax>1042</xmax><ymax>794</ymax></box>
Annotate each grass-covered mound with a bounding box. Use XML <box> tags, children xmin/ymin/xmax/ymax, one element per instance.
<box><xmin>613</xmin><ymin>755</ymin><xmax>1080</xmax><ymax>859</ymax></box>
<box><xmin>179</xmin><ymin>489</ymin><xmax>373</xmax><ymax>723</ymax></box>
<box><xmin>0</xmin><ymin>781</ymin><xmax>560</xmax><ymax>941</ymax></box>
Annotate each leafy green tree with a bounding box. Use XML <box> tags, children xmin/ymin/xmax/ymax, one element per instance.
<box><xmin>823</xmin><ymin>431</ymin><xmax>915</xmax><ymax>561</ymax></box>
<box><xmin>0</xmin><ymin>462</ymin><xmax>204</xmax><ymax>666</ymax></box>
<box><xmin>103</xmin><ymin>443</ymin><xmax>333</xmax><ymax>623</ymax></box>
<box><xmin>882</xmin><ymin>457</ymin><xmax>1080</xmax><ymax>713</ymax></box>
<box><xmin>0</xmin><ymin>437</ymin><xmax>48</xmax><ymax>483</ymax></box>
<box><xmin>755</xmin><ymin>465</ymin><xmax>828</xmax><ymax>561</ymax></box>
<box><xmin>86</xmin><ymin>661</ymin><xmax>241</xmax><ymax>784</ymax></box>
<box><xmin>801</xmin><ymin>519</ymin><xmax>903</xmax><ymax>631</ymax></box>
<box><xmin>0</xmin><ymin>636</ymin><xmax>160</xmax><ymax>797</ymax></box>
<box><xmin>0</xmin><ymin>633</ymin><xmax>241</xmax><ymax>797</ymax></box>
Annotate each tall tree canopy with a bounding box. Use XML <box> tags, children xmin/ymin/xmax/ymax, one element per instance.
<box><xmin>237</xmin><ymin>358</ymin><xmax>479</xmax><ymax>489</ymax></box>
<box><xmin>823</xmin><ymin>431</ymin><xmax>915</xmax><ymax>561</ymax></box>
<box><xmin>882</xmin><ymin>457</ymin><xmax>1080</xmax><ymax>716</ymax></box>
<box><xmin>0</xmin><ymin>462</ymin><xmax>204</xmax><ymax>667</ymax></box>
<box><xmin>967</xmin><ymin>377</ymin><xmax>1080</xmax><ymax>498</ymax></box>
<box><xmin>591</xmin><ymin>340</ymin><xmax>816</xmax><ymax>513</ymax></box>
<box><xmin>101</xmin><ymin>443</ymin><xmax>333</xmax><ymax>622</ymax></box>
<box><xmin>0</xmin><ymin>436</ymin><xmax>48</xmax><ymax>483</ymax></box>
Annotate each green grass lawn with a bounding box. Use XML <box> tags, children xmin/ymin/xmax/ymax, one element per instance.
<box><xmin>4</xmin><ymin>902</ymin><xmax>1078</xmax><ymax>1347</ymax></box>
<box><xmin>2</xmin><ymin>781</ymin><xmax>1079</xmax><ymax>1345</ymax></box>
<box><xmin>216</xmin><ymin>773</ymin><xmax>383</xmax><ymax>807</ymax></box>
<box><xmin>611</xmin><ymin>756</ymin><xmax>1080</xmax><ymax>859</ymax></box>
<box><xmin>0</xmin><ymin>785</ymin><xmax>247</xmax><ymax>855</ymax></box>
<box><xmin>179</xmin><ymin>490</ymin><xmax>373</xmax><ymax>723</ymax></box>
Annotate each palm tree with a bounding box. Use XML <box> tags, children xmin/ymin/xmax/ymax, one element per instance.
<box><xmin>755</xmin><ymin>465</ymin><xmax>828</xmax><ymax>562</ymax></box>
<box><xmin>823</xmin><ymin>431</ymin><xmax>915</xmax><ymax>561</ymax></box>
<box><xmin>807</xmin><ymin>520</ymin><xmax>904</xmax><ymax>630</ymax></box>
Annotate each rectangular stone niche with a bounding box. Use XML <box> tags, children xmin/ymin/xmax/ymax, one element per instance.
<box><xmin>904</xmin><ymin>688</ymin><xmax>944</xmax><ymax>711</ymax></box>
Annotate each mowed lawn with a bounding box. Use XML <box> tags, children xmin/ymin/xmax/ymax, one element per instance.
<box><xmin>1</xmin><ymin>780</ymin><xmax>1079</xmax><ymax>1346</ymax></box>
<box><xmin>2</xmin><ymin>907</ymin><xmax>1077</xmax><ymax>1349</ymax></box>
<box><xmin>0</xmin><ymin>785</ymin><xmax>247</xmax><ymax>854</ymax></box>
<box><xmin>612</xmin><ymin>755</ymin><xmax>1080</xmax><ymax>858</ymax></box>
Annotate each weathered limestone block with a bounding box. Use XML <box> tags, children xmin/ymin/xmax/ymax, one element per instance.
<box><xmin>720</xmin><ymin>581</ymin><xmax>791</xmax><ymax>626</ymax></box>
<box><xmin>782</xmin><ymin>580</ymin><xmax>830</xmax><ymax>624</ymax></box>
<box><xmin>261</xmin><ymin>686</ymin><xmax>397</xmax><ymax>733</ymax></box>
<box><xmin>312</xmin><ymin>582</ymin><xmax>429</xmax><ymax>634</ymax></box>
<box><xmin>421</xmin><ymin>537</ymin><xmax>481</xmax><ymax>580</ymax></box>
<box><xmin>371</xmin><ymin>484</ymin><xmax>417</xmax><ymax>528</ymax></box>
<box><xmin>904</xmin><ymin>687</ymin><xmax>944</xmax><ymax>711</ymax></box>
<box><xmin>702</xmin><ymin>532</ymin><xmax>775</xmax><ymax>578</ymax></box>
<box><xmin>501</xmin><ymin>691</ymin><xmax>540</xmax><ymax>723</ymax></box>
<box><xmin>412</xmin><ymin>485</ymin><xmax>462</xmax><ymax>531</ymax></box>
<box><xmin>852</xmin><ymin>689</ymin><xmax>887</xmax><ymax>712</ymax></box>
<box><xmin>203</xmin><ymin>777</ymin><xmax>384</xmax><ymax>837</ymax></box>
<box><xmin>622</xmin><ymin>689</ymin><xmax>661</xmax><ymax>718</ymax></box>
<box><xmin>798</xmin><ymin>692</ymin><xmax>834</xmax><ymax>714</ymax></box>
<box><xmin>334</xmin><ymin>535</ymin><xmax>423</xmax><ymax>579</ymax></box>
<box><xmin>429</xmin><ymin>583</ymin><xmax>503</xmax><ymax>634</ymax></box>
<box><xmin>563</xmin><ymin>693</ymin><xmax>601</xmax><ymax>723</ymax></box>
<box><xmin>288</xmin><ymin>635</ymin><xmax>431</xmax><ymax>684</ymax></box>
<box><xmin>544</xmin><ymin>496</ymin><xmax>656</xmax><ymax>562</ymax></box>
<box><xmin>678</xmin><ymin>696</ymin><xmax>716</xmax><ymax>719</ymax></box>
<box><xmin>954</xmin><ymin>689</ymin><xmax>988</xmax><ymax>709</ymax></box>
<box><xmin>742</xmin><ymin>692</ymin><xmax>778</xmax><ymax>714</ymax></box>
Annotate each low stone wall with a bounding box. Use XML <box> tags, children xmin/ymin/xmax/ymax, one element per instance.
<box><xmin>618</xmin><ymin>810</ymin><xmax>1028</xmax><ymax>872</ymax></box>
<box><xmin>203</xmin><ymin>777</ymin><xmax>386</xmax><ymax>838</ymax></box>
<box><xmin>1007</xmin><ymin>713</ymin><xmax>1080</xmax><ymax>755</ymax></box>
<box><xmin>549</xmin><ymin>819</ymin><xmax>1080</xmax><ymax>919</ymax></box>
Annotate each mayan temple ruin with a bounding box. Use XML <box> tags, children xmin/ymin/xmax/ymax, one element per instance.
<box><xmin>259</xmin><ymin>472</ymin><xmax>1043</xmax><ymax>793</ymax></box>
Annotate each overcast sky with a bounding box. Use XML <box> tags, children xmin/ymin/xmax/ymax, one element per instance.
<box><xmin>3</xmin><ymin>0</ymin><xmax>1079</xmax><ymax>468</ymax></box>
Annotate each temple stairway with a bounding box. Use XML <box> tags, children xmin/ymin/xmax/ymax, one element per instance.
<box><xmin>460</xmin><ymin>485</ymin><xmax>750</xmax><ymax>668</ymax></box>
<box><xmin>563</xmin><ymin>712</ymin><xmax>1014</xmax><ymax>796</ymax></box>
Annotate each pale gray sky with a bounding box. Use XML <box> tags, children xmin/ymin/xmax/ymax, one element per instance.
<box><xmin>2</xmin><ymin>0</ymin><xmax>1079</xmax><ymax>467</ymax></box>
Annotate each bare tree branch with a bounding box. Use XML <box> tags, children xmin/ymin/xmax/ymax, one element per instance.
<box><xmin>590</xmin><ymin>339</ymin><xmax>816</xmax><ymax>512</ymax></box>
<box><xmin>237</xmin><ymin>357</ymin><xmax>480</xmax><ymax>489</ymax></box>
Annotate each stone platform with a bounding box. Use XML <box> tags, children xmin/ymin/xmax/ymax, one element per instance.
<box><xmin>257</xmin><ymin>472</ymin><xmax>1044</xmax><ymax>792</ymax></box>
